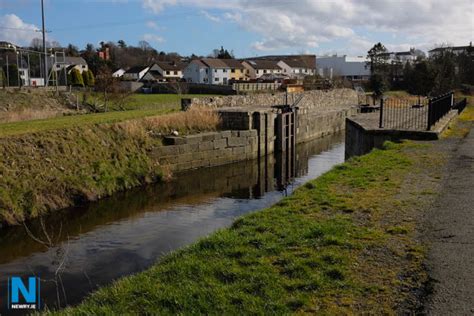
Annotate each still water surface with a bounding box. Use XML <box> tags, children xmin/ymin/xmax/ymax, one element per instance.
<box><xmin>0</xmin><ymin>133</ymin><xmax>344</xmax><ymax>311</ymax></box>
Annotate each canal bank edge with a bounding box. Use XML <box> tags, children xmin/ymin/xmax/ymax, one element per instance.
<box><xmin>51</xmin><ymin>138</ymin><xmax>448</xmax><ymax>315</ymax></box>
<box><xmin>0</xmin><ymin>98</ymin><xmax>357</xmax><ymax>226</ymax></box>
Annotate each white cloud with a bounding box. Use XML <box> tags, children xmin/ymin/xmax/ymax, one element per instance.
<box><xmin>200</xmin><ymin>10</ymin><xmax>221</xmax><ymax>23</ymax></box>
<box><xmin>142</xmin><ymin>33</ymin><xmax>165</xmax><ymax>43</ymax></box>
<box><xmin>146</xmin><ymin>21</ymin><xmax>160</xmax><ymax>30</ymax></box>
<box><xmin>142</xmin><ymin>0</ymin><xmax>178</xmax><ymax>13</ymax></box>
<box><xmin>141</xmin><ymin>0</ymin><xmax>473</xmax><ymax>54</ymax></box>
<box><xmin>0</xmin><ymin>14</ymin><xmax>40</xmax><ymax>46</ymax></box>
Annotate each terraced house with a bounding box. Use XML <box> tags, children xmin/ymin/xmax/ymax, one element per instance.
<box><xmin>183</xmin><ymin>58</ymin><xmax>247</xmax><ymax>85</ymax></box>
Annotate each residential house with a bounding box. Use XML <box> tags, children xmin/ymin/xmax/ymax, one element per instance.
<box><xmin>247</xmin><ymin>55</ymin><xmax>316</xmax><ymax>78</ymax></box>
<box><xmin>220</xmin><ymin>59</ymin><xmax>247</xmax><ymax>81</ymax></box>
<box><xmin>50</xmin><ymin>57</ymin><xmax>89</xmax><ymax>74</ymax></box>
<box><xmin>316</xmin><ymin>55</ymin><xmax>370</xmax><ymax>82</ymax></box>
<box><xmin>242</xmin><ymin>59</ymin><xmax>283</xmax><ymax>79</ymax></box>
<box><xmin>123</xmin><ymin>65</ymin><xmax>150</xmax><ymax>81</ymax></box>
<box><xmin>154</xmin><ymin>61</ymin><xmax>187</xmax><ymax>81</ymax></box>
<box><xmin>428</xmin><ymin>43</ymin><xmax>473</xmax><ymax>57</ymax></box>
<box><xmin>379</xmin><ymin>50</ymin><xmax>418</xmax><ymax>64</ymax></box>
<box><xmin>112</xmin><ymin>68</ymin><xmax>126</xmax><ymax>78</ymax></box>
<box><xmin>183</xmin><ymin>59</ymin><xmax>210</xmax><ymax>83</ymax></box>
<box><xmin>201</xmin><ymin>58</ymin><xmax>231</xmax><ymax>84</ymax></box>
<box><xmin>183</xmin><ymin>58</ymin><xmax>245</xmax><ymax>85</ymax></box>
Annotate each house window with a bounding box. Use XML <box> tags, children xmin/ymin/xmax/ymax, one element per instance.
<box><xmin>223</xmin><ymin>69</ymin><xmax>227</xmax><ymax>73</ymax></box>
<box><xmin>174</xmin><ymin>71</ymin><xmax>178</xmax><ymax>75</ymax></box>
<box><xmin>231</xmin><ymin>69</ymin><xmax>235</xmax><ymax>73</ymax></box>
<box><xmin>214</xmin><ymin>78</ymin><xmax>219</xmax><ymax>82</ymax></box>
<box><xmin>263</xmin><ymin>70</ymin><xmax>267</xmax><ymax>74</ymax></box>
<box><xmin>82</xmin><ymin>65</ymin><xmax>86</xmax><ymax>69</ymax></box>
<box><xmin>206</xmin><ymin>69</ymin><xmax>209</xmax><ymax>74</ymax></box>
<box><xmin>214</xmin><ymin>69</ymin><xmax>217</xmax><ymax>73</ymax></box>
<box><xmin>166</xmin><ymin>71</ymin><xmax>170</xmax><ymax>75</ymax></box>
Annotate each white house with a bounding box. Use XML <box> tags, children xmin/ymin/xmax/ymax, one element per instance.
<box><xmin>183</xmin><ymin>59</ymin><xmax>209</xmax><ymax>83</ymax></box>
<box><xmin>276</xmin><ymin>57</ymin><xmax>316</xmax><ymax>78</ymax></box>
<box><xmin>112</xmin><ymin>68</ymin><xmax>126</xmax><ymax>78</ymax></box>
<box><xmin>50</xmin><ymin>56</ymin><xmax>89</xmax><ymax>74</ymax></box>
<box><xmin>183</xmin><ymin>58</ymin><xmax>243</xmax><ymax>85</ymax></box>
<box><xmin>242</xmin><ymin>60</ymin><xmax>282</xmax><ymax>79</ymax></box>
<box><xmin>202</xmin><ymin>58</ymin><xmax>234</xmax><ymax>85</ymax></box>
<box><xmin>123</xmin><ymin>65</ymin><xmax>150</xmax><ymax>81</ymax></box>
<box><xmin>316</xmin><ymin>55</ymin><xmax>370</xmax><ymax>81</ymax></box>
<box><xmin>428</xmin><ymin>43</ymin><xmax>473</xmax><ymax>57</ymax></box>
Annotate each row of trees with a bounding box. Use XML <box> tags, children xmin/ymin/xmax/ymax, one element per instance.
<box><xmin>367</xmin><ymin>42</ymin><xmax>474</xmax><ymax>97</ymax></box>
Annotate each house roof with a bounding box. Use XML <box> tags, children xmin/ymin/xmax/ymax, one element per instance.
<box><xmin>156</xmin><ymin>61</ymin><xmax>187</xmax><ymax>71</ymax></box>
<box><xmin>221</xmin><ymin>59</ymin><xmax>244</xmax><ymax>69</ymax></box>
<box><xmin>64</xmin><ymin>57</ymin><xmax>87</xmax><ymax>65</ymax></box>
<box><xmin>201</xmin><ymin>58</ymin><xmax>229</xmax><ymax>68</ymax></box>
<box><xmin>125</xmin><ymin>65</ymin><xmax>149</xmax><ymax>74</ymax></box>
<box><xmin>251</xmin><ymin>55</ymin><xmax>316</xmax><ymax>69</ymax></box>
<box><xmin>190</xmin><ymin>59</ymin><xmax>208</xmax><ymax>68</ymax></box>
<box><xmin>429</xmin><ymin>45</ymin><xmax>472</xmax><ymax>52</ymax></box>
<box><xmin>244</xmin><ymin>59</ymin><xmax>281</xmax><ymax>70</ymax></box>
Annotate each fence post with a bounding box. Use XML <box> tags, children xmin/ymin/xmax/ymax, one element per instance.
<box><xmin>427</xmin><ymin>99</ymin><xmax>432</xmax><ymax>131</ymax></box>
<box><xmin>379</xmin><ymin>98</ymin><xmax>384</xmax><ymax>128</ymax></box>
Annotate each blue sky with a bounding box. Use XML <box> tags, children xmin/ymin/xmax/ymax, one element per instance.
<box><xmin>1</xmin><ymin>0</ymin><xmax>472</xmax><ymax>57</ymax></box>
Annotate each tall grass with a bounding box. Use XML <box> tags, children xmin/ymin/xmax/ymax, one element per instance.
<box><xmin>115</xmin><ymin>107</ymin><xmax>221</xmax><ymax>136</ymax></box>
<box><xmin>0</xmin><ymin>109</ymin><xmax>62</xmax><ymax>123</ymax></box>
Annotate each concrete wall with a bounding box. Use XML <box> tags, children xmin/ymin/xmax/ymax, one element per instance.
<box><xmin>345</xmin><ymin>117</ymin><xmax>439</xmax><ymax>159</ymax></box>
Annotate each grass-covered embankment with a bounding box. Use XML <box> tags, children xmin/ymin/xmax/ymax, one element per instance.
<box><xmin>0</xmin><ymin>108</ymin><xmax>220</xmax><ymax>225</ymax></box>
<box><xmin>55</xmin><ymin>140</ymin><xmax>447</xmax><ymax>314</ymax></box>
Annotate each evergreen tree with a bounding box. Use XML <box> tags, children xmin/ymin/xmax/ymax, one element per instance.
<box><xmin>70</xmin><ymin>68</ymin><xmax>84</xmax><ymax>86</ymax></box>
<box><xmin>83</xmin><ymin>69</ymin><xmax>95</xmax><ymax>87</ymax></box>
<box><xmin>2</xmin><ymin>64</ymin><xmax>19</xmax><ymax>86</ymax></box>
<box><xmin>366</xmin><ymin>43</ymin><xmax>390</xmax><ymax>97</ymax></box>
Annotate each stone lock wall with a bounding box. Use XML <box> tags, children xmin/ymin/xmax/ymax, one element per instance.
<box><xmin>153</xmin><ymin>130</ymin><xmax>260</xmax><ymax>173</ymax></box>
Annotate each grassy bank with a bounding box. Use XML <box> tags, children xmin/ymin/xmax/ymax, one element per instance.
<box><xmin>79</xmin><ymin>93</ymin><xmax>217</xmax><ymax>111</ymax></box>
<box><xmin>54</xmin><ymin>140</ymin><xmax>446</xmax><ymax>314</ymax></box>
<box><xmin>0</xmin><ymin>108</ymin><xmax>220</xmax><ymax>225</ymax></box>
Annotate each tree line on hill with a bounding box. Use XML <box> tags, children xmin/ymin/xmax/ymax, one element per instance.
<box><xmin>367</xmin><ymin>42</ymin><xmax>474</xmax><ymax>97</ymax></box>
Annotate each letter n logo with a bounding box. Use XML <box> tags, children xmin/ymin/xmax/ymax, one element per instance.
<box><xmin>9</xmin><ymin>276</ymin><xmax>40</xmax><ymax>309</ymax></box>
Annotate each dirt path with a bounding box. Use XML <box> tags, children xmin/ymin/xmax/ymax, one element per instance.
<box><xmin>424</xmin><ymin>126</ymin><xmax>474</xmax><ymax>315</ymax></box>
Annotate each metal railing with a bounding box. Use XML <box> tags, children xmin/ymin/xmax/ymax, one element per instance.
<box><xmin>378</xmin><ymin>92</ymin><xmax>455</xmax><ymax>131</ymax></box>
<box><xmin>427</xmin><ymin>92</ymin><xmax>453</xmax><ymax>130</ymax></box>
<box><xmin>453</xmin><ymin>97</ymin><xmax>468</xmax><ymax>114</ymax></box>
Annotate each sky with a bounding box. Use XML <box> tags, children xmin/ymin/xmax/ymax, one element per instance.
<box><xmin>0</xmin><ymin>0</ymin><xmax>473</xmax><ymax>57</ymax></box>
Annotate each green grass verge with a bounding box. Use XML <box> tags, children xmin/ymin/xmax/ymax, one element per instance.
<box><xmin>79</xmin><ymin>93</ymin><xmax>216</xmax><ymax>111</ymax></box>
<box><xmin>53</xmin><ymin>141</ymin><xmax>444</xmax><ymax>314</ymax></box>
<box><xmin>0</xmin><ymin>108</ymin><xmax>175</xmax><ymax>137</ymax></box>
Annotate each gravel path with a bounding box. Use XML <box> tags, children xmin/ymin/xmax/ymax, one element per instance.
<box><xmin>424</xmin><ymin>126</ymin><xmax>474</xmax><ymax>315</ymax></box>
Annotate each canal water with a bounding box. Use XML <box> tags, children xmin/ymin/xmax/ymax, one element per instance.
<box><xmin>0</xmin><ymin>133</ymin><xmax>344</xmax><ymax>312</ymax></box>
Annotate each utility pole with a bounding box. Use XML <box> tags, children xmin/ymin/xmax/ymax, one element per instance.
<box><xmin>41</xmin><ymin>0</ymin><xmax>48</xmax><ymax>86</ymax></box>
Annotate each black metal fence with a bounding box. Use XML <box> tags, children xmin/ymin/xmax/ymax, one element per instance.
<box><xmin>427</xmin><ymin>92</ymin><xmax>453</xmax><ymax>130</ymax></box>
<box><xmin>453</xmin><ymin>97</ymin><xmax>468</xmax><ymax>113</ymax></box>
<box><xmin>379</xmin><ymin>92</ymin><xmax>455</xmax><ymax>131</ymax></box>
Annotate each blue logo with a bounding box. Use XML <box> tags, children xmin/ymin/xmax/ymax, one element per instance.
<box><xmin>8</xmin><ymin>276</ymin><xmax>40</xmax><ymax>310</ymax></box>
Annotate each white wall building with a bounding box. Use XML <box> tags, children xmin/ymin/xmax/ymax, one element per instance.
<box><xmin>316</xmin><ymin>55</ymin><xmax>370</xmax><ymax>81</ymax></box>
<box><xmin>183</xmin><ymin>59</ymin><xmax>210</xmax><ymax>84</ymax></box>
<box><xmin>277</xmin><ymin>59</ymin><xmax>315</xmax><ymax>78</ymax></box>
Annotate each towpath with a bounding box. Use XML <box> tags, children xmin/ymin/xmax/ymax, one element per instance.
<box><xmin>424</xmin><ymin>126</ymin><xmax>474</xmax><ymax>315</ymax></box>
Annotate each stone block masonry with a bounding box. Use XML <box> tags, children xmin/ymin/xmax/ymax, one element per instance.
<box><xmin>154</xmin><ymin>129</ymin><xmax>260</xmax><ymax>173</ymax></box>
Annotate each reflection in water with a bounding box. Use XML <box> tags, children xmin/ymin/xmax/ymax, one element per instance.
<box><xmin>0</xmin><ymin>132</ymin><xmax>344</xmax><ymax>312</ymax></box>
